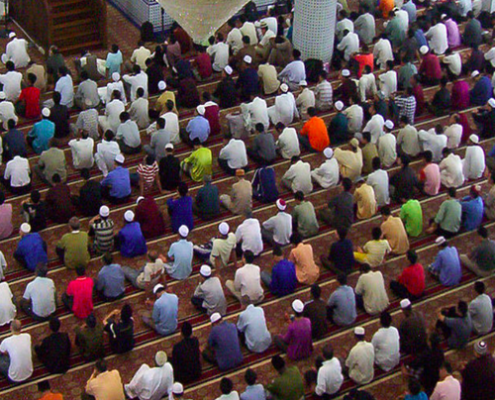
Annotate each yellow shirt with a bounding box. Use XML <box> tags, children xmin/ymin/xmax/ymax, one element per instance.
<box><xmin>86</xmin><ymin>370</ymin><xmax>125</xmax><ymax>400</ymax></box>
<box><xmin>181</xmin><ymin>147</ymin><xmax>212</xmax><ymax>182</ymax></box>
<box><xmin>381</xmin><ymin>216</ymin><xmax>410</xmax><ymax>255</ymax></box>
<box><xmin>355</xmin><ymin>183</ymin><xmax>377</xmax><ymax>220</ymax></box>
<box><xmin>155</xmin><ymin>91</ymin><xmax>178</xmax><ymax>114</ymax></box>
<box><xmin>334</xmin><ymin>147</ymin><xmax>363</xmax><ymax>181</ymax></box>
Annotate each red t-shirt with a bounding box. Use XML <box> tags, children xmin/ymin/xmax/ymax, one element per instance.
<box><xmin>66</xmin><ymin>277</ymin><xmax>94</xmax><ymax>319</ymax></box>
<box><xmin>354</xmin><ymin>53</ymin><xmax>374</xmax><ymax>78</ymax></box>
<box><xmin>19</xmin><ymin>86</ymin><xmax>40</xmax><ymax>119</ymax></box>
<box><xmin>398</xmin><ymin>263</ymin><xmax>425</xmax><ymax>296</ymax></box>
<box><xmin>204</xmin><ymin>102</ymin><xmax>221</xmax><ymax>135</ymax></box>
<box><xmin>196</xmin><ymin>52</ymin><xmax>212</xmax><ymax>79</ymax></box>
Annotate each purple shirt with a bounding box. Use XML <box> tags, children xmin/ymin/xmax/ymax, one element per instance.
<box><xmin>419</xmin><ymin>54</ymin><xmax>442</xmax><ymax>80</ymax></box>
<box><xmin>452</xmin><ymin>80</ymin><xmax>470</xmax><ymax>110</ymax></box>
<box><xmin>280</xmin><ymin>317</ymin><xmax>313</xmax><ymax>360</ymax></box>
<box><xmin>444</xmin><ymin>19</ymin><xmax>461</xmax><ymax>48</ymax></box>
<box><xmin>0</xmin><ymin>204</ymin><xmax>13</xmax><ymax>239</ymax></box>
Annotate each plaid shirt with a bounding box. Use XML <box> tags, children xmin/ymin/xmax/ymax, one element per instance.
<box><xmin>75</xmin><ymin>108</ymin><xmax>99</xmax><ymax>139</ymax></box>
<box><xmin>395</xmin><ymin>95</ymin><xmax>417</xmax><ymax>125</ymax></box>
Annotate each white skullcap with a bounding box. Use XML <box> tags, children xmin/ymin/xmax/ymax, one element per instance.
<box><xmin>469</xmin><ymin>134</ymin><xmax>479</xmax><ymax>144</ymax></box>
<box><xmin>472</xmin><ymin>70</ymin><xmax>480</xmax><ymax>78</ymax></box>
<box><xmin>243</xmin><ymin>55</ymin><xmax>252</xmax><ymax>64</ymax></box>
<box><xmin>124</xmin><ymin>210</ymin><xmax>134</xmax><ymax>222</ymax></box>
<box><xmin>20</xmin><ymin>223</ymin><xmax>31</xmax><ymax>234</ymax></box>
<box><xmin>280</xmin><ymin>83</ymin><xmax>289</xmax><ymax>93</ymax></box>
<box><xmin>210</xmin><ymin>312</ymin><xmax>222</xmax><ymax>323</ymax></box>
<box><xmin>153</xmin><ymin>283</ymin><xmax>165</xmax><ymax>294</ymax></box>
<box><xmin>276</xmin><ymin>198</ymin><xmax>287</xmax><ymax>211</ymax></box>
<box><xmin>165</xmin><ymin>143</ymin><xmax>174</xmax><ymax>150</ymax></box>
<box><xmin>254</xmin><ymin>21</ymin><xmax>261</xmax><ymax>27</ymax></box>
<box><xmin>335</xmin><ymin>101</ymin><xmax>344</xmax><ymax>111</ymax></box>
<box><xmin>84</xmin><ymin>98</ymin><xmax>93</xmax><ymax>107</ymax></box>
<box><xmin>435</xmin><ymin>236</ymin><xmax>446</xmax><ymax>246</ymax></box>
<box><xmin>0</xmin><ymin>92</ymin><xmax>6</xmax><ymax>100</ymax></box>
<box><xmin>292</xmin><ymin>299</ymin><xmax>304</xmax><ymax>313</ymax></box>
<box><xmin>224</xmin><ymin>65</ymin><xmax>233</xmax><ymax>75</ymax></box>
<box><xmin>385</xmin><ymin>120</ymin><xmax>394</xmax><ymax>130</ymax></box>
<box><xmin>172</xmin><ymin>382</ymin><xmax>184</xmax><ymax>394</ymax></box>
<box><xmin>342</xmin><ymin>69</ymin><xmax>351</xmax><ymax>77</ymax></box>
<box><xmin>475</xmin><ymin>340</ymin><xmax>488</xmax><ymax>355</ymax></box>
<box><xmin>112</xmin><ymin>72</ymin><xmax>120</xmax><ymax>82</ymax></box>
<box><xmin>41</xmin><ymin>107</ymin><xmax>51</xmax><ymax>117</ymax></box>
<box><xmin>99</xmin><ymin>205</ymin><xmax>110</xmax><ymax>218</ymax></box>
<box><xmin>200</xmin><ymin>265</ymin><xmax>212</xmax><ymax>277</ymax></box>
<box><xmin>420</xmin><ymin>45</ymin><xmax>429</xmax><ymax>55</ymax></box>
<box><xmin>354</xmin><ymin>326</ymin><xmax>365</xmax><ymax>335</ymax></box>
<box><xmin>136</xmin><ymin>196</ymin><xmax>145</xmax><ymax>204</ymax></box>
<box><xmin>400</xmin><ymin>298</ymin><xmax>412</xmax><ymax>309</ymax></box>
<box><xmin>323</xmin><ymin>147</ymin><xmax>334</xmax><ymax>159</ymax></box>
<box><xmin>219</xmin><ymin>222</ymin><xmax>230</xmax><ymax>235</ymax></box>
<box><xmin>8</xmin><ymin>32</ymin><xmax>16</xmax><ymax>39</ymax></box>
<box><xmin>179</xmin><ymin>225</ymin><xmax>189</xmax><ymax>237</ymax></box>
<box><xmin>158</xmin><ymin>80</ymin><xmax>166</xmax><ymax>90</ymax></box>
<box><xmin>155</xmin><ymin>351</ymin><xmax>168</xmax><ymax>366</ymax></box>
<box><xmin>299</xmin><ymin>80</ymin><xmax>308</xmax><ymax>86</ymax></box>
<box><xmin>489</xmin><ymin>98</ymin><xmax>495</xmax><ymax>108</ymax></box>
<box><xmin>115</xmin><ymin>154</ymin><xmax>125</xmax><ymax>163</ymax></box>
<box><xmin>441</xmin><ymin>13</ymin><xmax>447</xmax><ymax>19</ymax></box>
<box><xmin>196</xmin><ymin>105</ymin><xmax>206</xmax><ymax>115</ymax></box>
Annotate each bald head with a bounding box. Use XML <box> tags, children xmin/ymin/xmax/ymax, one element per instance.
<box><xmin>11</xmin><ymin>320</ymin><xmax>21</xmax><ymax>333</ymax></box>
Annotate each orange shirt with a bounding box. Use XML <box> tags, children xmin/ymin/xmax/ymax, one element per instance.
<box><xmin>300</xmin><ymin>116</ymin><xmax>330</xmax><ymax>152</ymax></box>
<box><xmin>354</xmin><ymin>53</ymin><xmax>374</xmax><ymax>78</ymax></box>
<box><xmin>289</xmin><ymin>243</ymin><xmax>320</xmax><ymax>285</ymax></box>
<box><xmin>40</xmin><ymin>393</ymin><xmax>64</xmax><ymax>400</ymax></box>
<box><xmin>379</xmin><ymin>0</ymin><xmax>394</xmax><ymax>18</ymax></box>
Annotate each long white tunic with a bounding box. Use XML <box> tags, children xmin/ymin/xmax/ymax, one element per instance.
<box><xmin>463</xmin><ymin>145</ymin><xmax>486</xmax><ymax>180</ymax></box>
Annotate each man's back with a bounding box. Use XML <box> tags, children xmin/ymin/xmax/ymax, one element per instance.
<box><xmin>172</xmin><ymin>336</ymin><xmax>202</xmax><ymax>384</ymax></box>
<box><xmin>266</xmin><ymin>366</ymin><xmax>304</xmax><ymax>400</ymax></box>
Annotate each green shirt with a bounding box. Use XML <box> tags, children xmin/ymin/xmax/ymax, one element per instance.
<box><xmin>75</xmin><ymin>325</ymin><xmax>104</xmax><ymax>361</ymax></box>
<box><xmin>434</xmin><ymin>199</ymin><xmax>462</xmax><ymax>233</ymax></box>
<box><xmin>56</xmin><ymin>231</ymin><xmax>90</xmax><ymax>269</ymax></box>
<box><xmin>292</xmin><ymin>201</ymin><xmax>319</xmax><ymax>238</ymax></box>
<box><xmin>400</xmin><ymin>199</ymin><xmax>423</xmax><ymax>237</ymax></box>
<box><xmin>181</xmin><ymin>147</ymin><xmax>212</xmax><ymax>182</ymax></box>
<box><xmin>266</xmin><ymin>366</ymin><xmax>305</xmax><ymax>400</ymax></box>
<box><xmin>362</xmin><ymin>143</ymin><xmax>378</xmax><ymax>175</ymax></box>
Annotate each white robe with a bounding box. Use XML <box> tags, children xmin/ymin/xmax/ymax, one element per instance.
<box><xmin>125</xmin><ymin>363</ymin><xmax>174</xmax><ymax>400</ymax></box>
<box><xmin>268</xmin><ymin>92</ymin><xmax>299</xmax><ymax>126</ymax></box>
<box><xmin>439</xmin><ymin>153</ymin><xmax>465</xmax><ymax>188</ymax></box>
<box><xmin>463</xmin><ymin>145</ymin><xmax>485</xmax><ymax>180</ymax></box>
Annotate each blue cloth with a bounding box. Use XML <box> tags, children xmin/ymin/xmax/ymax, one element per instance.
<box><xmin>186</xmin><ymin>116</ymin><xmax>210</xmax><ymax>143</ymax></box>
<box><xmin>460</xmin><ymin>196</ymin><xmax>484</xmax><ymax>231</ymax></box>
<box><xmin>327</xmin><ymin>285</ymin><xmax>357</xmax><ymax>326</ymax></box>
<box><xmin>14</xmin><ymin>233</ymin><xmax>48</xmax><ymax>271</ymax></box>
<box><xmin>252</xmin><ymin>167</ymin><xmax>279</xmax><ymax>203</ymax></box>
<box><xmin>28</xmin><ymin>120</ymin><xmax>55</xmax><ymax>154</ymax></box>
<box><xmin>402</xmin><ymin>1</ymin><xmax>417</xmax><ymax>22</ymax></box>
<box><xmin>117</xmin><ymin>222</ymin><xmax>147</xmax><ymax>258</ymax></box>
<box><xmin>470</xmin><ymin>76</ymin><xmax>493</xmax><ymax>106</ymax></box>
<box><xmin>430</xmin><ymin>246</ymin><xmax>462</xmax><ymax>286</ymax></box>
<box><xmin>329</xmin><ymin>239</ymin><xmax>355</xmax><ymax>272</ymax></box>
<box><xmin>237</xmin><ymin>68</ymin><xmax>260</xmax><ymax>96</ymax></box>
<box><xmin>167</xmin><ymin>196</ymin><xmax>194</xmax><ymax>233</ymax></box>
<box><xmin>100</xmin><ymin>166</ymin><xmax>132</xmax><ymax>199</ymax></box>
<box><xmin>97</xmin><ymin>263</ymin><xmax>125</xmax><ymax>298</ymax></box>
<box><xmin>489</xmin><ymin>143</ymin><xmax>495</xmax><ymax>158</ymax></box>
<box><xmin>404</xmin><ymin>392</ymin><xmax>428</xmax><ymax>400</ymax></box>
<box><xmin>236</xmin><ymin>304</ymin><xmax>272</xmax><ymax>353</ymax></box>
<box><xmin>3</xmin><ymin>128</ymin><xmax>27</xmax><ymax>159</ymax></box>
<box><xmin>208</xmin><ymin>321</ymin><xmax>243</xmax><ymax>371</ymax></box>
<box><xmin>414</xmin><ymin>29</ymin><xmax>428</xmax><ymax>47</ymax></box>
<box><xmin>241</xmin><ymin>384</ymin><xmax>267</xmax><ymax>400</ymax></box>
<box><xmin>106</xmin><ymin>51</ymin><xmax>123</xmax><ymax>76</ymax></box>
<box><xmin>152</xmin><ymin>292</ymin><xmax>179</xmax><ymax>336</ymax></box>
<box><xmin>270</xmin><ymin>259</ymin><xmax>297</xmax><ymax>297</ymax></box>
<box><xmin>167</xmin><ymin>239</ymin><xmax>193</xmax><ymax>280</ymax></box>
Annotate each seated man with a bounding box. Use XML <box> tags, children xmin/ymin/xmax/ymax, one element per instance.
<box><xmin>180</xmin><ymin>139</ymin><xmax>212</xmax><ymax>182</ymax></box>
<box><xmin>261</xmin><ymin>245</ymin><xmax>297</xmax><ymax>297</ymax></box>
<box><xmin>83</xmin><ymin>359</ymin><xmax>125</xmax><ymax>400</ymax></box>
<box><xmin>428</xmin><ymin>236</ymin><xmax>462</xmax><ymax>287</ymax></box>
<box><xmin>354</xmin><ymin>227</ymin><xmax>391</xmax><ymax>267</ymax></box>
<box><xmin>247</xmin><ymin>123</ymin><xmax>277</xmax><ymax>165</ymax></box>
<box><xmin>14</xmin><ymin>223</ymin><xmax>47</xmax><ymax>272</ymax></box>
<box><xmin>0</xmin><ymin>320</ymin><xmax>33</xmax><ymax>383</ymax></box>
<box><xmin>34</xmin><ymin>317</ymin><xmax>71</xmax><ymax>373</ymax></box>
<box><xmin>180</xmin><ymin>105</ymin><xmax>210</xmax><ymax>147</ymax></box>
<box><xmin>20</xmin><ymin>263</ymin><xmax>56</xmax><ymax>321</ymax></box>
<box><xmin>135</xmin><ymin>196</ymin><xmax>166</xmax><ymax>239</ymax></box>
<box><xmin>225</xmin><ymin>250</ymin><xmax>264</xmax><ymax>305</ymax></box>
<box><xmin>56</xmin><ymin>217</ymin><xmax>90</xmax><ymax>270</ymax></box>
<box><xmin>237</xmin><ymin>303</ymin><xmax>272</xmax><ymax>353</ymax></box>
<box><xmin>194</xmin><ymin>222</ymin><xmax>237</xmax><ymax>269</ymax></box>
<box><xmin>167</xmin><ymin>182</ymin><xmax>194</xmax><ymax>233</ymax></box>
<box><xmin>261</xmin><ymin>198</ymin><xmax>293</xmax><ymax>246</ymax></box>
<box><xmin>191</xmin><ymin>265</ymin><xmax>227</xmax><ymax>316</ymax></box>
<box><xmin>327</xmin><ymin>274</ymin><xmax>357</xmax><ymax>326</ymax></box>
<box><xmin>320</xmin><ymin>228</ymin><xmax>355</xmax><ymax>274</ymax></box>
<box><xmin>122</xmin><ymin>250</ymin><xmax>165</xmax><ymax>292</ymax></box>
<box><xmin>219</xmin><ymin>169</ymin><xmax>252</xmax><ymax>216</ymax></box>
<box><xmin>389</xmin><ymin>250</ymin><xmax>425</xmax><ymax>300</ymax></box>
<box><xmin>116</xmin><ymin>211</ymin><xmax>147</xmax><ymax>258</ymax></box>
<box><xmin>96</xmin><ymin>253</ymin><xmax>125</xmax><ymax>301</ymax></box>
<box><xmin>116</xmin><ymin>111</ymin><xmax>142</xmax><ymax>154</ymax></box>
<box><xmin>460</xmin><ymin>226</ymin><xmax>495</xmax><ymax>277</ymax></box>
<box><xmin>291</xmin><ymin>191</ymin><xmax>319</xmax><ymax>238</ymax></box>
<box><xmin>193</xmin><ymin>175</ymin><xmax>220</xmax><ymax>221</ymax></box>
<box><xmin>100</xmin><ymin>154</ymin><xmax>132</xmax><ymax>204</ymax></box>
<box><xmin>62</xmin><ymin>266</ymin><xmax>94</xmax><ymax>319</ymax></box>
<box><xmin>142</xmin><ymin>283</ymin><xmax>179</xmax><ymax>336</ymax></box>
<box><xmin>163</xmin><ymin>225</ymin><xmax>193</xmax><ymax>281</ymax></box>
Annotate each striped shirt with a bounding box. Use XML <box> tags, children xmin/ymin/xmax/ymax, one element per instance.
<box><xmin>395</xmin><ymin>95</ymin><xmax>417</xmax><ymax>125</ymax></box>
<box><xmin>92</xmin><ymin>218</ymin><xmax>115</xmax><ymax>253</ymax></box>
<box><xmin>138</xmin><ymin>162</ymin><xmax>159</xmax><ymax>192</ymax></box>
<box><xmin>315</xmin><ymin>80</ymin><xmax>333</xmax><ymax>110</ymax></box>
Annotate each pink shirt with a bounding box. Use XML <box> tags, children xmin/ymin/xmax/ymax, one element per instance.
<box><xmin>0</xmin><ymin>204</ymin><xmax>13</xmax><ymax>239</ymax></box>
<box><xmin>420</xmin><ymin>163</ymin><xmax>441</xmax><ymax>196</ymax></box>
<box><xmin>444</xmin><ymin>19</ymin><xmax>461</xmax><ymax>48</ymax></box>
<box><xmin>430</xmin><ymin>375</ymin><xmax>461</xmax><ymax>400</ymax></box>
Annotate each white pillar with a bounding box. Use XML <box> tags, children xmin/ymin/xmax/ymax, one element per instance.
<box><xmin>293</xmin><ymin>0</ymin><xmax>337</xmax><ymax>63</ymax></box>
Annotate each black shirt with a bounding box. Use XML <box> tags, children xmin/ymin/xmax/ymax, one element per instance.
<box><xmin>431</xmin><ymin>87</ymin><xmax>451</xmax><ymax>113</ymax></box>
<box><xmin>213</xmin><ymin>77</ymin><xmax>237</xmax><ymax>109</ymax></box>
<box><xmin>22</xmin><ymin>201</ymin><xmax>47</xmax><ymax>232</ymax></box>
<box><xmin>79</xmin><ymin>180</ymin><xmax>102</xmax><ymax>217</ymax></box>
<box><xmin>390</xmin><ymin>166</ymin><xmax>420</xmax><ymax>202</ymax></box>
<box><xmin>159</xmin><ymin>155</ymin><xmax>181</xmax><ymax>190</ymax></box>
<box><xmin>147</xmin><ymin>63</ymin><xmax>164</xmax><ymax>96</ymax></box>
<box><xmin>35</xmin><ymin>332</ymin><xmax>71</xmax><ymax>373</ymax></box>
<box><xmin>303</xmin><ymin>299</ymin><xmax>329</xmax><ymax>339</ymax></box>
<box><xmin>171</xmin><ymin>336</ymin><xmax>202</xmax><ymax>384</ymax></box>
<box><xmin>327</xmin><ymin>191</ymin><xmax>354</xmax><ymax>231</ymax></box>
<box><xmin>50</xmin><ymin>104</ymin><xmax>70</xmax><ymax>138</ymax></box>
<box><xmin>3</xmin><ymin>128</ymin><xmax>27</xmax><ymax>160</ymax></box>
<box><xmin>104</xmin><ymin>319</ymin><xmax>135</xmax><ymax>354</ymax></box>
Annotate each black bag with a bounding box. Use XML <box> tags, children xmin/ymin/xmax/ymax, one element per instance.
<box><xmin>140</xmin><ymin>21</ymin><xmax>154</xmax><ymax>42</ymax></box>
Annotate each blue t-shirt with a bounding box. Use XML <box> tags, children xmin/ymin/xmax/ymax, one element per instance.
<box><xmin>106</xmin><ymin>51</ymin><xmax>123</xmax><ymax>76</ymax></box>
<box><xmin>167</xmin><ymin>196</ymin><xmax>194</xmax><ymax>233</ymax></box>
<box><xmin>252</xmin><ymin>167</ymin><xmax>279</xmax><ymax>203</ymax></box>
<box><xmin>270</xmin><ymin>259</ymin><xmax>297</xmax><ymax>297</ymax></box>
<box><xmin>28</xmin><ymin>120</ymin><xmax>55</xmax><ymax>154</ymax></box>
<box><xmin>14</xmin><ymin>233</ymin><xmax>48</xmax><ymax>271</ymax></box>
<box><xmin>430</xmin><ymin>246</ymin><xmax>462</xmax><ymax>287</ymax></box>
<box><xmin>460</xmin><ymin>196</ymin><xmax>483</xmax><ymax>231</ymax></box>
<box><xmin>329</xmin><ymin>239</ymin><xmax>355</xmax><ymax>272</ymax></box>
<box><xmin>241</xmin><ymin>384</ymin><xmax>267</xmax><ymax>400</ymax></box>
<box><xmin>97</xmin><ymin>264</ymin><xmax>125</xmax><ymax>298</ymax></box>
<box><xmin>167</xmin><ymin>239</ymin><xmax>193</xmax><ymax>280</ymax></box>
<box><xmin>100</xmin><ymin>167</ymin><xmax>132</xmax><ymax>199</ymax></box>
<box><xmin>117</xmin><ymin>222</ymin><xmax>147</xmax><ymax>258</ymax></box>
<box><xmin>327</xmin><ymin>285</ymin><xmax>357</xmax><ymax>326</ymax></box>
<box><xmin>152</xmin><ymin>292</ymin><xmax>179</xmax><ymax>336</ymax></box>
<box><xmin>208</xmin><ymin>321</ymin><xmax>243</xmax><ymax>370</ymax></box>
<box><xmin>405</xmin><ymin>392</ymin><xmax>428</xmax><ymax>400</ymax></box>
<box><xmin>186</xmin><ymin>116</ymin><xmax>210</xmax><ymax>143</ymax></box>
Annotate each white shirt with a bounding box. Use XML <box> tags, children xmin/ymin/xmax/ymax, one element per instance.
<box><xmin>131</xmin><ymin>46</ymin><xmax>152</xmax><ymax>70</ymax></box>
<box><xmin>444</xmin><ymin>124</ymin><xmax>462</xmax><ymax>149</ymax></box>
<box><xmin>269</xmin><ymin>92</ymin><xmax>299</xmax><ymax>126</ymax></box>
<box><xmin>117</xmin><ymin>120</ymin><xmax>141</xmax><ymax>148</ymax></box>
<box><xmin>129</xmin><ymin>97</ymin><xmax>150</xmax><ymax>129</ymax></box>
<box><xmin>485</xmin><ymin>47</ymin><xmax>495</xmax><ymax>68</ymax></box>
<box><xmin>215</xmin><ymin>392</ymin><xmax>240</xmax><ymax>400</ymax></box>
<box><xmin>0</xmin><ymin>251</ymin><xmax>6</xmax><ymax>281</ymax></box>
<box><xmin>162</xmin><ymin>111</ymin><xmax>180</xmax><ymax>143</ymax></box>
<box><xmin>279</xmin><ymin>60</ymin><xmax>306</xmax><ymax>85</ymax></box>
<box><xmin>235</xmin><ymin>218</ymin><xmax>263</xmax><ymax>256</ymax></box>
<box><xmin>240</xmin><ymin>22</ymin><xmax>258</xmax><ymax>45</ymax></box>
<box><xmin>443</xmin><ymin>53</ymin><xmax>462</xmax><ymax>76</ymax></box>
<box><xmin>6</xmin><ymin>38</ymin><xmax>30</xmax><ymax>69</ymax></box>
<box><xmin>95</xmin><ymin>140</ymin><xmax>121</xmax><ymax>176</ymax></box>
<box><xmin>355</xmin><ymin>271</ymin><xmax>389</xmax><ymax>315</ymax></box>
<box><xmin>371</xmin><ymin>327</ymin><xmax>400</xmax><ymax>371</ymax></box>
<box><xmin>23</xmin><ymin>277</ymin><xmax>56</xmax><ymax>318</ymax></box>
<box><xmin>207</xmin><ymin>42</ymin><xmax>230</xmax><ymax>72</ymax></box>
<box><xmin>0</xmin><ymin>100</ymin><xmax>18</xmax><ymax>129</ymax></box>
<box><xmin>0</xmin><ymin>70</ymin><xmax>23</xmax><ymax>102</ymax></box>
<box><xmin>259</xmin><ymin>29</ymin><xmax>276</xmax><ymax>47</ymax></box>
<box><xmin>283</xmin><ymin>160</ymin><xmax>313</xmax><ymax>194</ymax></box>
<box><xmin>363</xmin><ymin>114</ymin><xmax>385</xmax><ymax>144</ymax></box>
<box><xmin>123</xmin><ymin>71</ymin><xmax>149</xmax><ymax>102</ymax></box>
<box><xmin>426</xmin><ymin>23</ymin><xmax>448</xmax><ymax>55</ymax></box>
<box><xmin>418</xmin><ymin>129</ymin><xmax>448</xmax><ymax>162</ymax></box>
<box><xmin>359</xmin><ymin>73</ymin><xmax>377</xmax><ymax>102</ymax></box>
<box><xmin>315</xmin><ymin>358</ymin><xmax>344</xmax><ymax>396</ymax></box>
<box><xmin>378</xmin><ymin>133</ymin><xmax>397</xmax><ymax>168</ymax></box>
<box><xmin>343</xmin><ymin>104</ymin><xmax>364</xmax><ymax>133</ymax></box>
<box><xmin>262</xmin><ymin>212</ymin><xmax>292</xmax><ymax>245</ymax></box>
<box><xmin>4</xmin><ymin>156</ymin><xmax>30</xmax><ymax>187</ymax></box>
<box><xmin>337</xmin><ymin>31</ymin><xmax>359</xmax><ymax>61</ymax></box>
<box><xmin>373</xmin><ymin>38</ymin><xmax>394</xmax><ymax>69</ymax></box>
<box><xmin>312</xmin><ymin>158</ymin><xmax>340</xmax><ymax>189</ymax></box>
<box><xmin>125</xmin><ymin>362</ymin><xmax>174</xmax><ymax>400</ymax></box>
<box><xmin>55</xmin><ymin>75</ymin><xmax>74</xmax><ymax>107</ymax></box>
<box><xmin>463</xmin><ymin>145</ymin><xmax>485</xmax><ymax>180</ymax></box>
<box><xmin>379</xmin><ymin>70</ymin><xmax>397</xmax><ymax>98</ymax></box>
<box><xmin>276</xmin><ymin>127</ymin><xmax>301</xmax><ymax>159</ymax></box>
<box><xmin>367</xmin><ymin>169</ymin><xmax>390</xmax><ymax>207</ymax></box>
<box><xmin>106</xmin><ymin>80</ymin><xmax>127</xmax><ymax>104</ymax></box>
<box><xmin>396</xmin><ymin>9</ymin><xmax>409</xmax><ymax>29</ymax></box>
<box><xmin>345</xmin><ymin>341</ymin><xmax>375</xmax><ymax>384</ymax></box>
<box><xmin>237</xmin><ymin>304</ymin><xmax>272</xmax><ymax>353</ymax></box>
<box><xmin>0</xmin><ymin>282</ymin><xmax>15</xmax><ymax>326</ymax></box>
<box><xmin>439</xmin><ymin>153</ymin><xmax>464</xmax><ymax>188</ymax></box>
<box><xmin>233</xmin><ymin>263</ymin><xmax>264</xmax><ymax>300</ymax></box>
<box><xmin>296</xmin><ymin>88</ymin><xmax>316</xmax><ymax>118</ymax></box>
<box><xmin>397</xmin><ymin>124</ymin><xmax>421</xmax><ymax>156</ymax></box>
<box><xmin>219</xmin><ymin>139</ymin><xmax>248</xmax><ymax>169</ymax></box>
<box><xmin>336</xmin><ymin>18</ymin><xmax>355</xmax><ymax>40</ymax></box>
<box><xmin>241</xmin><ymin>97</ymin><xmax>269</xmax><ymax>131</ymax></box>
<box><xmin>227</xmin><ymin>28</ymin><xmax>243</xmax><ymax>55</ymax></box>
<box><xmin>0</xmin><ymin>333</ymin><xmax>33</xmax><ymax>382</ymax></box>
<box><xmin>260</xmin><ymin>17</ymin><xmax>278</xmax><ymax>34</ymax></box>
<box><xmin>69</xmin><ymin>137</ymin><xmax>95</xmax><ymax>169</ymax></box>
